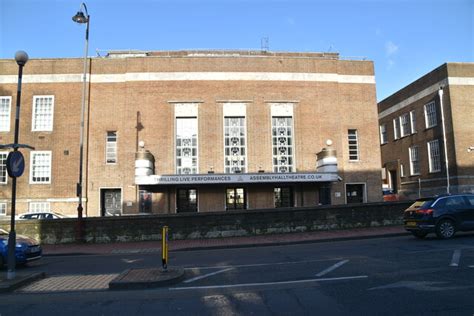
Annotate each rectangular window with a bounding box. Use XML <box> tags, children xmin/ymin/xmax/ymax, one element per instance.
<box><xmin>380</xmin><ymin>124</ymin><xmax>387</xmax><ymax>144</ymax></box>
<box><xmin>409</xmin><ymin>146</ymin><xmax>420</xmax><ymax>175</ymax></box>
<box><xmin>410</xmin><ymin>110</ymin><xmax>416</xmax><ymax>134</ymax></box>
<box><xmin>29</xmin><ymin>202</ymin><xmax>51</xmax><ymax>213</ymax></box>
<box><xmin>428</xmin><ymin>139</ymin><xmax>441</xmax><ymax>173</ymax></box>
<box><xmin>424</xmin><ymin>101</ymin><xmax>437</xmax><ymax>129</ymax></box>
<box><xmin>226</xmin><ymin>187</ymin><xmax>246</xmax><ymax>210</ymax></box>
<box><xmin>393</xmin><ymin>118</ymin><xmax>400</xmax><ymax>140</ymax></box>
<box><xmin>0</xmin><ymin>202</ymin><xmax>6</xmax><ymax>216</ymax></box>
<box><xmin>0</xmin><ymin>96</ymin><xmax>12</xmax><ymax>132</ymax></box>
<box><xmin>348</xmin><ymin>129</ymin><xmax>359</xmax><ymax>161</ymax></box>
<box><xmin>106</xmin><ymin>131</ymin><xmax>118</xmax><ymax>164</ymax></box>
<box><xmin>30</xmin><ymin>151</ymin><xmax>52</xmax><ymax>184</ymax></box>
<box><xmin>224</xmin><ymin>117</ymin><xmax>246</xmax><ymax>173</ymax></box>
<box><xmin>0</xmin><ymin>152</ymin><xmax>7</xmax><ymax>184</ymax></box>
<box><xmin>400</xmin><ymin>164</ymin><xmax>405</xmax><ymax>178</ymax></box>
<box><xmin>274</xmin><ymin>187</ymin><xmax>294</xmax><ymax>208</ymax></box>
<box><xmin>176</xmin><ymin>117</ymin><xmax>198</xmax><ymax>174</ymax></box>
<box><xmin>400</xmin><ymin>113</ymin><xmax>410</xmax><ymax>137</ymax></box>
<box><xmin>272</xmin><ymin>117</ymin><xmax>294</xmax><ymax>173</ymax></box>
<box><xmin>32</xmin><ymin>96</ymin><xmax>54</xmax><ymax>131</ymax></box>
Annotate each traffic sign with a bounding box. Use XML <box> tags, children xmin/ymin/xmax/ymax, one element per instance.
<box><xmin>6</xmin><ymin>151</ymin><xmax>25</xmax><ymax>178</ymax></box>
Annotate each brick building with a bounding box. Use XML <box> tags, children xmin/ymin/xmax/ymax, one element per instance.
<box><xmin>1</xmin><ymin>50</ymin><xmax>382</xmax><ymax>217</ymax></box>
<box><xmin>378</xmin><ymin>63</ymin><xmax>474</xmax><ymax>199</ymax></box>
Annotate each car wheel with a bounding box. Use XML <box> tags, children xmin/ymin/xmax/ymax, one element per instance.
<box><xmin>411</xmin><ymin>231</ymin><xmax>428</xmax><ymax>239</ymax></box>
<box><xmin>0</xmin><ymin>255</ymin><xmax>4</xmax><ymax>268</ymax></box>
<box><xmin>436</xmin><ymin>219</ymin><xmax>456</xmax><ymax>239</ymax></box>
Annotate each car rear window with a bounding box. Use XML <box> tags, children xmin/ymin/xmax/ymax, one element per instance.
<box><xmin>408</xmin><ymin>199</ymin><xmax>434</xmax><ymax>209</ymax></box>
<box><xmin>466</xmin><ymin>196</ymin><xmax>474</xmax><ymax>206</ymax></box>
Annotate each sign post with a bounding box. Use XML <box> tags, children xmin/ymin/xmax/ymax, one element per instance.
<box><xmin>162</xmin><ymin>226</ymin><xmax>169</xmax><ymax>271</ymax></box>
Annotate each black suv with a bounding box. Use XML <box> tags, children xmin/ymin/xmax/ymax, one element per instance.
<box><xmin>404</xmin><ymin>194</ymin><xmax>474</xmax><ymax>239</ymax></box>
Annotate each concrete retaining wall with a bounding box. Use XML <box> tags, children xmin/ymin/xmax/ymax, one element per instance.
<box><xmin>0</xmin><ymin>201</ymin><xmax>411</xmax><ymax>244</ymax></box>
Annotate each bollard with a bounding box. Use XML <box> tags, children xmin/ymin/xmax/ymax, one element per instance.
<box><xmin>162</xmin><ymin>226</ymin><xmax>169</xmax><ymax>271</ymax></box>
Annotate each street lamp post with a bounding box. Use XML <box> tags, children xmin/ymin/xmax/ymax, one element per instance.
<box><xmin>72</xmin><ymin>3</ymin><xmax>90</xmax><ymax>241</ymax></box>
<box><xmin>6</xmin><ymin>51</ymin><xmax>29</xmax><ymax>280</ymax></box>
<box><xmin>438</xmin><ymin>87</ymin><xmax>450</xmax><ymax>194</ymax></box>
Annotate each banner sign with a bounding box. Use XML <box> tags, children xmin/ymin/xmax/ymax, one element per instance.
<box><xmin>136</xmin><ymin>172</ymin><xmax>340</xmax><ymax>185</ymax></box>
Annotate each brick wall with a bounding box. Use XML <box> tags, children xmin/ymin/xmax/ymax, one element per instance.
<box><xmin>0</xmin><ymin>201</ymin><xmax>411</xmax><ymax>244</ymax></box>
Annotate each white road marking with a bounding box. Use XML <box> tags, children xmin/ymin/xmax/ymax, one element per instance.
<box><xmin>369</xmin><ymin>281</ymin><xmax>474</xmax><ymax>292</ymax></box>
<box><xmin>171</xmin><ymin>275</ymin><xmax>368</xmax><ymax>290</ymax></box>
<box><xmin>450</xmin><ymin>249</ymin><xmax>461</xmax><ymax>267</ymax></box>
<box><xmin>316</xmin><ymin>260</ymin><xmax>349</xmax><ymax>277</ymax></box>
<box><xmin>184</xmin><ymin>258</ymin><xmax>346</xmax><ymax>271</ymax></box>
<box><xmin>184</xmin><ymin>268</ymin><xmax>234</xmax><ymax>284</ymax></box>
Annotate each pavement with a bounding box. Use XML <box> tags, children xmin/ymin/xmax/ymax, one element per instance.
<box><xmin>1</xmin><ymin>225</ymin><xmax>408</xmax><ymax>292</ymax></box>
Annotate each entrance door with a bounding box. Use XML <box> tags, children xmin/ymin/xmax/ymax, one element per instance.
<box><xmin>101</xmin><ymin>188</ymin><xmax>122</xmax><ymax>216</ymax></box>
<box><xmin>226</xmin><ymin>187</ymin><xmax>246</xmax><ymax>210</ymax></box>
<box><xmin>176</xmin><ymin>188</ymin><xmax>198</xmax><ymax>213</ymax></box>
<box><xmin>346</xmin><ymin>184</ymin><xmax>365</xmax><ymax>204</ymax></box>
<box><xmin>319</xmin><ymin>186</ymin><xmax>331</xmax><ymax>205</ymax></box>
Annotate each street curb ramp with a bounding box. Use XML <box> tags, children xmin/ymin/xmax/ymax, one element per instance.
<box><xmin>109</xmin><ymin>267</ymin><xmax>185</xmax><ymax>290</ymax></box>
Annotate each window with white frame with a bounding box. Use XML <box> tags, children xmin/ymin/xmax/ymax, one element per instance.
<box><xmin>0</xmin><ymin>202</ymin><xmax>6</xmax><ymax>216</ymax></box>
<box><xmin>348</xmin><ymin>129</ymin><xmax>359</xmax><ymax>161</ymax></box>
<box><xmin>30</xmin><ymin>151</ymin><xmax>52</xmax><ymax>183</ymax></box>
<box><xmin>380</xmin><ymin>124</ymin><xmax>387</xmax><ymax>144</ymax></box>
<box><xmin>424</xmin><ymin>101</ymin><xmax>437</xmax><ymax>129</ymax></box>
<box><xmin>176</xmin><ymin>117</ymin><xmax>198</xmax><ymax>174</ymax></box>
<box><xmin>400</xmin><ymin>163</ymin><xmax>405</xmax><ymax>178</ymax></box>
<box><xmin>428</xmin><ymin>139</ymin><xmax>441</xmax><ymax>173</ymax></box>
<box><xmin>272</xmin><ymin>117</ymin><xmax>294</xmax><ymax>173</ymax></box>
<box><xmin>409</xmin><ymin>146</ymin><xmax>420</xmax><ymax>175</ymax></box>
<box><xmin>393</xmin><ymin>118</ymin><xmax>400</xmax><ymax>140</ymax></box>
<box><xmin>400</xmin><ymin>113</ymin><xmax>410</xmax><ymax>137</ymax></box>
<box><xmin>106</xmin><ymin>131</ymin><xmax>117</xmax><ymax>164</ymax></box>
<box><xmin>410</xmin><ymin>110</ymin><xmax>416</xmax><ymax>134</ymax></box>
<box><xmin>32</xmin><ymin>96</ymin><xmax>54</xmax><ymax>131</ymax></box>
<box><xmin>0</xmin><ymin>152</ymin><xmax>7</xmax><ymax>184</ymax></box>
<box><xmin>0</xmin><ymin>96</ymin><xmax>12</xmax><ymax>132</ymax></box>
<box><xmin>29</xmin><ymin>202</ymin><xmax>50</xmax><ymax>213</ymax></box>
<box><xmin>224</xmin><ymin>117</ymin><xmax>247</xmax><ymax>173</ymax></box>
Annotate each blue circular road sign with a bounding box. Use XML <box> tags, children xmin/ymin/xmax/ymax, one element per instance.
<box><xmin>6</xmin><ymin>151</ymin><xmax>25</xmax><ymax>178</ymax></box>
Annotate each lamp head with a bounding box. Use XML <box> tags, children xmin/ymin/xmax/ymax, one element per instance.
<box><xmin>72</xmin><ymin>11</ymin><xmax>88</xmax><ymax>24</ymax></box>
<box><xmin>15</xmin><ymin>51</ymin><xmax>29</xmax><ymax>66</ymax></box>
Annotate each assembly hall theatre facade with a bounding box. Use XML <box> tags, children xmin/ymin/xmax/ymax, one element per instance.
<box><xmin>0</xmin><ymin>50</ymin><xmax>382</xmax><ymax>217</ymax></box>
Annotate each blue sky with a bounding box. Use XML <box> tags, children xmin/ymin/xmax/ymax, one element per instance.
<box><xmin>1</xmin><ymin>0</ymin><xmax>472</xmax><ymax>101</ymax></box>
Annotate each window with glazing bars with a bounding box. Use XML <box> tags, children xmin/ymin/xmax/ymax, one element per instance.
<box><xmin>272</xmin><ymin>117</ymin><xmax>294</xmax><ymax>173</ymax></box>
<box><xmin>380</xmin><ymin>124</ymin><xmax>387</xmax><ymax>144</ymax></box>
<box><xmin>0</xmin><ymin>203</ymin><xmax>6</xmax><ymax>216</ymax></box>
<box><xmin>424</xmin><ymin>101</ymin><xmax>437</xmax><ymax>128</ymax></box>
<box><xmin>348</xmin><ymin>129</ymin><xmax>359</xmax><ymax>161</ymax></box>
<box><xmin>30</xmin><ymin>151</ymin><xmax>52</xmax><ymax>183</ymax></box>
<box><xmin>29</xmin><ymin>202</ymin><xmax>50</xmax><ymax>213</ymax></box>
<box><xmin>393</xmin><ymin>118</ymin><xmax>400</xmax><ymax>139</ymax></box>
<box><xmin>409</xmin><ymin>146</ymin><xmax>420</xmax><ymax>175</ymax></box>
<box><xmin>428</xmin><ymin>139</ymin><xmax>441</xmax><ymax>173</ymax></box>
<box><xmin>176</xmin><ymin>117</ymin><xmax>198</xmax><ymax>174</ymax></box>
<box><xmin>0</xmin><ymin>152</ymin><xmax>7</xmax><ymax>184</ymax></box>
<box><xmin>32</xmin><ymin>96</ymin><xmax>54</xmax><ymax>131</ymax></box>
<box><xmin>224</xmin><ymin>117</ymin><xmax>246</xmax><ymax>173</ymax></box>
<box><xmin>106</xmin><ymin>131</ymin><xmax>117</xmax><ymax>164</ymax></box>
<box><xmin>0</xmin><ymin>97</ymin><xmax>11</xmax><ymax>132</ymax></box>
<box><xmin>400</xmin><ymin>113</ymin><xmax>410</xmax><ymax>137</ymax></box>
<box><xmin>410</xmin><ymin>110</ymin><xmax>416</xmax><ymax>134</ymax></box>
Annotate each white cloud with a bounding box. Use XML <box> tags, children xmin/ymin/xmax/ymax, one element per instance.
<box><xmin>385</xmin><ymin>41</ymin><xmax>399</xmax><ymax>56</ymax></box>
